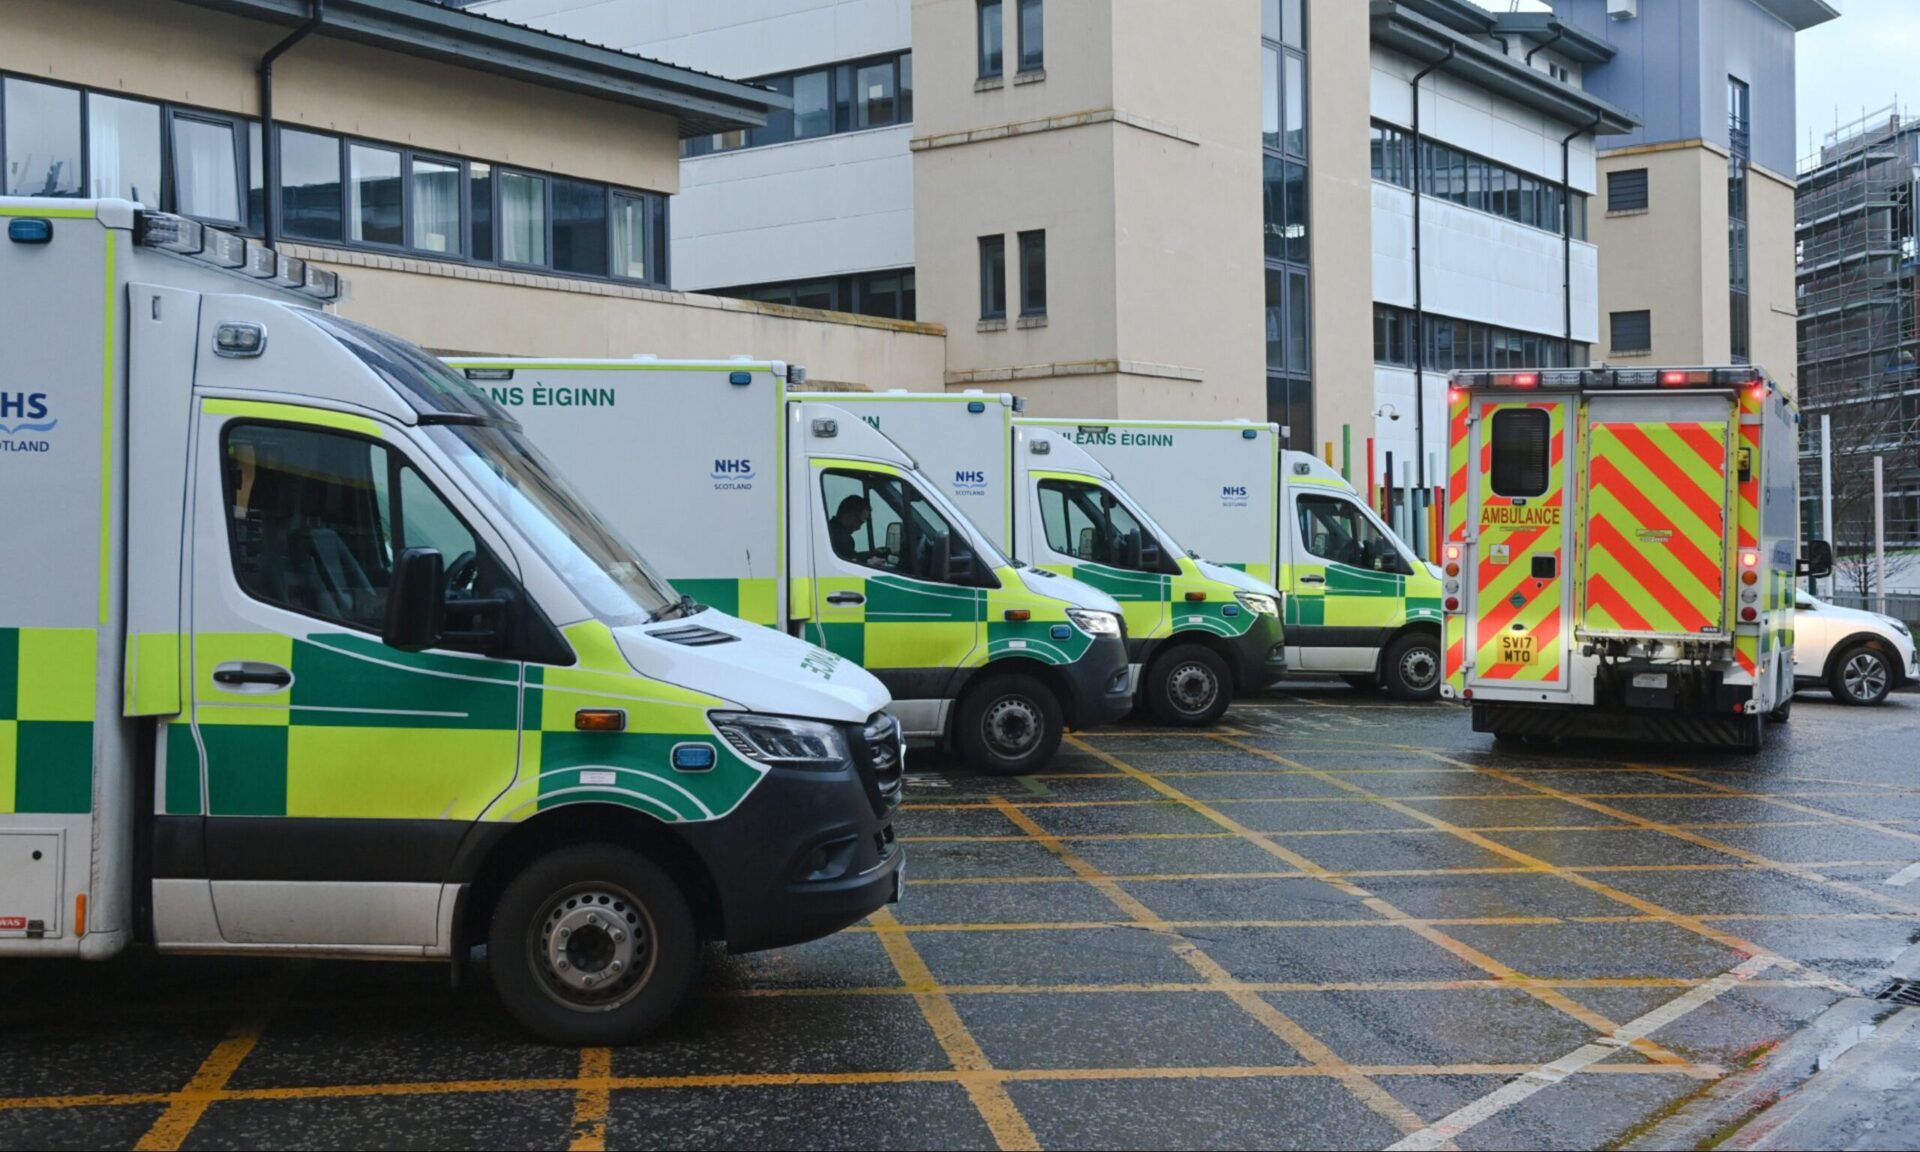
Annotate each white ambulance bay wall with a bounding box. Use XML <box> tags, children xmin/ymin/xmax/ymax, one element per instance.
<box><xmin>673</xmin><ymin>128</ymin><xmax>916</xmax><ymax>292</ymax></box>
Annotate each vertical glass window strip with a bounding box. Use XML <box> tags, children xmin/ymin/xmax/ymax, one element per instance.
<box><xmin>757</xmin><ymin>76</ymin><xmax>795</xmax><ymax>146</ymax></box>
<box><xmin>1265</xmin><ymin>269</ymin><xmax>1286</xmax><ymax>370</ymax></box>
<box><xmin>651</xmin><ymin>193</ymin><xmax>669</xmax><ymax>286</ymax></box>
<box><xmin>500</xmin><ymin>171</ymin><xmax>547</xmax><ymax>266</ymax></box>
<box><xmin>612</xmin><ymin>192</ymin><xmax>650</xmax><ymax>282</ymax></box>
<box><xmin>552</xmin><ymin>178</ymin><xmax>609</xmax><ymax>277</ymax></box>
<box><xmin>1017</xmin><ymin>0</ymin><xmax>1043</xmax><ymax>72</ymax></box>
<box><xmin>900</xmin><ymin>55</ymin><xmax>914</xmax><ymax>122</ymax></box>
<box><xmin>855</xmin><ymin>62</ymin><xmax>897</xmax><ymax>129</ymax></box>
<box><xmin>1287</xmin><ymin>268</ymin><xmax>1310</xmax><ymax>375</ymax></box>
<box><xmin>410</xmin><ymin>157</ymin><xmax>461</xmax><ymax>254</ymax></box>
<box><xmin>978</xmin><ymin>0</ymin><xmax>1003</xmax><ymax>78</ymax></box>
<box><xmin>247</xmin><ymin>121</ymin><xmax>264</xmax><ymax>234</ymax></box>
<box><xmin>1019</xmin><ymin>229</ymin><xmax>1046</xmax><ymax>315</ymax></box>
<box><xmin>980</xmin><ymin>235</ymin><xmax>1006</xmax><ymax>318</ymax></box>
<box><xmin>347</xmin><ymin>143</ymin><xmax>402</xmax><ymax>246</ymax></box>
<box><xmin>833</xmin><ymin>64</ymin><xmax>854</xmax><ymax>133</ymax></box>
<box><xmin>1262</xmin><ymin>0</ymin><xmax>1279</xmax><ymax>42</ymax></box>
<box><xmin>3</xmin><ymin>78</ymin><xmax>82</xmax><ymax>196</ymax></box>
<box><xmin>1283</xmin><ymin>160</ymin><xmax>1307</xmax><ymax>262</ymax></box>
<box><xmin>469</xmin><ymin>161</ymin><xmax>493</xmax><ymax>263</ymax></box>
<box><xmin>1282</xmin><ymin>0</ymin><xmax>1303</xmax><ymax>47</ymax></box>
<box><xmin>794</xmin><ymin>71</ymin><xmax>832</xmax><ymax>139</ymax></box>
<box><xmin>174</xmin><ymin>116</ymin><xmax>242</xmax><ymax>224</ymax></box>
<box><xmin>86</xmin><ymin>93</ymin><xmax>161</xmax><ymax>206</ymax></box>
<box><xmin>1283</xmin><ymin>51</ymin><xmax>1305</xmax><ymax>156</ymax></box>
<box><xmin>278</xmin><ymin>128</ymin><xmax>341</xmax><ymax>242</ymax></box>
<box><xmin>1262</xmin><ymin>46</ymin><xmax>1281</xmax><ymax>152</ymax></box>
<box><xmin>1263</xmin><ymin>155</ymin><xmax>1285</xmax><ymax>261</ymax></box>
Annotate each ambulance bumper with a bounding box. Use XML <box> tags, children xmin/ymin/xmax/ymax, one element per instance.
<box><xmin>1063</xmin><ymin>634</ymin><xmax>1135</xmax><ymax>728</ymax></box>
<box><xmin>678</xmin><ymin>715</ymin><xmax>905</xmax><ymax>954</ymax></box>
<box><xmin>1228</xmin><ymin>615</ymin><xmax>1289</xmax><ymax>689</ymax></box>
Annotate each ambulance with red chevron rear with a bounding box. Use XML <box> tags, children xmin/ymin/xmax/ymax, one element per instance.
<box><xmin>1439</xmin><ymin>366</ymin><xmax>1830</xmax><ymax>752</ymax></box>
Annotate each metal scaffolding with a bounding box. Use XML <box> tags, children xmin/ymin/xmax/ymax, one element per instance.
<box><xmin>1796</xmin><ymin>105</ymin><xmax>1920</xmax><ymax>560</ymax></box>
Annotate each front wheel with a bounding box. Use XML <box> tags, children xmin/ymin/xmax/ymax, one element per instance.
<box><xmin>489</xmin><ymin>844</ymin><xmax>697</xmax><ymax>1045</ymax></box>
<box><xmin>1382</xmin><ymin>633</ymin><xmax>1442</xmax><ymax>701</ymax></box>
<box><xmin>955</xmin><ymin>673</ymin><xmax>1064</xmax><ymax>775</ymax></box>
<box><xmin>1145</xmin><ymin>644</ymin><xmax>1233</xmax><ymax>726</ymax></box>
<box><xmin>1830</xmin><ymin>644</ymin><xmax>1893</xmax><ymax>706</ymax></box>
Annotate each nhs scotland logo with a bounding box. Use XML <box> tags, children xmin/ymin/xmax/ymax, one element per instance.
<box><xmin>711</xmin><ymin>457</ymin><xmax>755</xmax><ymax>490</ymax></box>
<box><xmin>0</xmin><ymin>392</ymin><xmax>56</xmax><ymax>454</ymax></box>
<box><xmin>1220</xmin><ymin>484</ymin><xmax>1248</xmax><ymax>508</ymax></box>
<box><xmin>954</xmin><ymin>468</ymin><xmax>989</xmax><ymax>496</ymax></box>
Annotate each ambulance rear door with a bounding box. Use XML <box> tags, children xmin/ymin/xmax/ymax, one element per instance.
<box><xmin>1464</xmin><ymin>396</ymin><xmax>1575</xmax><ymax>694</ymax></box>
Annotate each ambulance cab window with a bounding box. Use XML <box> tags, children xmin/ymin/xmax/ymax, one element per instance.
<box><xmin>1489</xmin><ymin>408</ymin><xmax>1551</xmax><ymax>498</ymax></box>
<box><xmin>821</xmin><ymin>468</ymin><xmax>983</xmax><ymax>585</ymax></box>
<box><xmin>1037</xmin><ymin>478</ymin><xmax>1170</xmax><ymax>573</ymax></box>
<box><xmin>1297</xmin><ymin>494</ymin><xmax>1411</xmax><ymax>575</ymax></box>
<box><xmin>223</xmin><ymin>421</ymin><xmax>508</xmax><ymax>646</ymax></box>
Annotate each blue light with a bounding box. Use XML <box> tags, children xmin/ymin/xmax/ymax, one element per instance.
<box><xmin>967</xmin><ymin>401</ymin><xmax>986</xmax><ymax>413</ymax></box>
<box><xmin>671</xmin><ymin>743</ymin><xmax>717</xmax><ymax>771</ymax></box>
<box><xmin>1050</xmin><ymin>624</ymin><xmax>1072</xmax><ymax>640</ymax></box>
<box><xmin>1222</xmin><ymin>604</ymin><xmax>1242</xmax><ymax>617</ymax></box>
<box><xmin>8</xmin><ymin>219</ymin><xmax>52</xmax><ymax>244</ymax></box>
<box><xmin>729</xmin><ymin>371</ymin><xmax>752</xmax><ymax>385</ymax></box>
<box><xmin>1241</xmin><ymin>429</ymin><xmax>1258</xmax><ymax>439</ymax></box>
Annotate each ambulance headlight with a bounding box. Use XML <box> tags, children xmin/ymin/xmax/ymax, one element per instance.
<box><xmin>710</xmin><ymin>712</ymin><xmax>849</xmax><ymax>771</ymax></box>
<box><xmin>1067</xmin><ymin>609</ymin><xmax>1122</xmax><ymax>636</ymax></box>
<box><xmin>1233</xmin><ymin>592</ymin><xmax>1279</xmax><ymax>617</ymax></box>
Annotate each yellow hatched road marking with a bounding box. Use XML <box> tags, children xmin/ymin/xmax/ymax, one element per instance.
<box><xmin>983</xmin><ymin>796</ymin><xmax>1431</xmax><ymax>1139</ymax></box>
<box><xmin>567</xmin><ymin>1048</ymin><xmax>612</xmax><ymax>1151</ymax></box>
<box><xmin>868</xmin><ymin>906</ymin><xmax>1040</xmax><ymax>1151</ymax></box>
<box><xmin>1636</xmin><ymin>766</ymin><xmax>1920</xmax><ymax>846</ymax></box>
<box><xmin>132</xmin><ymin>967</ymin><xmax>302</xmax><ymax>1150</ymax></box>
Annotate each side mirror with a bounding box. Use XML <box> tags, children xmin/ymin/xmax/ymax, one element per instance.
<box><xmin>929</xmin><ymin>529</ymin><xmax>955</xmax><ymax>582</ymax></box>
<box><xmin>1138</xmin><ymin>533</ymin><xmax>1162</xmax><ymax>571</ymax></box>
<box><xmin>1077</xmin><ymin>526</ymin><xmax>1096</xmax><ymax>559</ymax></box>
<box><xmin>948</xmin><ymin>541</ymin><xmax>976</xmax><ymax>584</ymax></box>
<box><xmin>384</xmin><ymin>547</ymin><xmax>446</xmax><ymax>652</ymax></box>
<box><xmin>885</xmin><ymin>520</ymin><xmax>902</xmax><ymax>554</ymax></box>
<box><xmin>1798</xmin><ymin>540</ymin><xmax>1833</xmax><ymax>580</ymax></box>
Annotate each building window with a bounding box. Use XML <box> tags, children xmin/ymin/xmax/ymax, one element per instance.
<box><xmin>1610</xmin><ymin>310</ymin><xmax>1652</xmax><ymax>354</ymax></box>
<box><xmin>855</xmin><ymin>61</ymin><xmax>898</xmax><ymax>129</ymax></box>
<box><xmin>1018</xmin><ymin>230</ymin><xmax>1046</xmax><ymax>316</ymax></box>
<box><xmin>500</xmin><ymin>170</ymin><xmax>547</xmax><ymax>266</ymax></box>
<box><xmin>347</xmin><ymin>143</ymin><xmax>402</xmax><ymax>246</ymax></box>
<box><xmin>1370</xmin><ymin>122</ymin><xmax>1412</xmax><ymax>187</ymax></box>
<box><xmin>1017</xmin><ymin>0</ymin><xmax>1044</xmax><ymax>72</ymax></box>
<box><xmin>1728</xmin><ymin>76</ymin><xmax>1751</xmax><ymax>364</ymax></box>
<box><xmin>980</xmin><ymin>235</ymin><xmax>1007</xmax><ymax>319</ymax></box>
<box><xmin>978</xmin><ymin>0</ymin><xmax>1004</xmax><ymax>79</ymax></box>
<box><xmin>683</xmin><ymin>53</ymin><xmax>910</xmax><ymax>156</ymax></box>
<box><xmin>611</xmin><ymin>192</ymin><xmax>650</xmax><ymax>281</ymax></box>
<box><xmin>552</xmin><ymin>178</ymin><xmax>609</xmax><ymax>277</ymax></box>
<box><xmin>410</xmin><ymin>156</ymin><xmax>462</xmax><ymax>254</ymax></box>
<box><xmin>279</xmin><ymin>128</ymin><xmax>342</xmax><ymax>242</ymax></box>
<box><xmin>1608</xmin><ymin>168</ymin><xmax>1648</xmax><ymax>212</ymax></box>
<box><xmin>793</xmin><ymin>71</ymin><xmax>833</xmax><ymax>139</ymax></box>
<box><xmin>1373</xmin><ymin>304</ymin><xmax>1587</xmax><ymax>370</ymax></box>
<box><xmin>1380</xmin><ymin>128</ymin><xmax>1587</xmax><ymax>238</ymax></box>
<box><xmin>1262</xmin><ymin>47</ymin><xmax>1281</xmax><ymax>152</ymax></box>
<box><xmin>709</xmin><ymin>270</ymin><xmax>915</xmax><ymax>321</ymax></box>
<box><xmin>469</xmin><ymin>162</ymin><xmax>493</xmax><ymax>262</ymax></box>
<box><xmin>86</xmin><ymin>93</ymin><xmax>161</xmax><ymax>206</ymax></box>
<box><xmin>1284</xmin><ymin>53</ymin><xmax>1306</xmax><ymax>156</ymax></box>
<box><xmin>1262</xmin><ymin>155</ymin><xmax>1308</xmax><ymax>263</ymax></box>
<box><xmin>2</xmin><ymin>77</ymin><xmax>81</xmax><ymax>197</ymax></box>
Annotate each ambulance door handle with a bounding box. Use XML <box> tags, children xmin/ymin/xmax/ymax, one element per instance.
<box><xmin>826</xmin><ymin>592</ymin><xmax>866</xmax><ymax>606</ymax></box>
<box><xmin>1299</xmin><ymin>575</ymin><xmax>1326</xmax><ymax>585</ymax></box>
<box><xmin>212</xmin><ymin>661</ymin><xmax>293</xmax><ymax>690</ymax></box>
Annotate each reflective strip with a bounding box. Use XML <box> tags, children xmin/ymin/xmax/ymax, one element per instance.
<box><xmin>203</xmin><ymin>399</ymin><xmax>383</xmax><ymax>439</ymax></box>
<box><xmin>1473</xmin><ymin>403</ymin><xmax>1566</xmax><ymax>684</ymax></box>
<box><xmin>0</xmin><ymin>205</ymin><xmax>97</xmax><ymax>218</ymax></box>
<box><xmin>1582</xmin><ymin>421</ymin><xmax>1729</xmax><ymax>637</ymax></box>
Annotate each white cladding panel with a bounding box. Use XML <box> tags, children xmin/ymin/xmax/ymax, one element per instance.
<box><xmin>1033</xmin><ymin>423</ymin><xmax>1280</xmax><ymax>578</ymax></box>
<box><xmin>471</xmin><ymin>366</ymin><xmax>784</xmax><ymax>589</ymax></box>
<box><xmin>674</xmin><ymin>128</ymin><xmax>915</xmax><ymax>291</ymax></box>
<box><xmin>1370</xmin><ymin>49</ymin><xmax>1599</xmax><ymax>191</ymax></box>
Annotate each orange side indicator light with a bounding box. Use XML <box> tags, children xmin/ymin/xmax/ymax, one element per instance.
<box><xmin>1184</xmin><ymin>591</ymin><xmax>1207</xmax><ymax>602</ymax></box>
<box><xmin>74</xmin><ymin>893</ymin><xmax>86</xmax><ymax>938</ymax></box>
<box><xmin>1004</xmin><ymin>609</ymin><xmax>1031</xmax><ymax>622</ymax></box>
<box><xmin>575</xmin><ymin>709</ymin><xmax>627</xmax><ymax>732</ymax></box>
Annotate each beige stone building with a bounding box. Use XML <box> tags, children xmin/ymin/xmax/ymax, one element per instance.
<box><xmin>0</xmin><ymin>0</ymin><xmax>945</xmax><ymax>391</ymax></box>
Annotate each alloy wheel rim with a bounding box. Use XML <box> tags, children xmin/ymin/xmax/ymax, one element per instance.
<box><xmin>1844</xmin><ymin>653</ymin><xmax>1888</xmax><ymax>701</ymax></box>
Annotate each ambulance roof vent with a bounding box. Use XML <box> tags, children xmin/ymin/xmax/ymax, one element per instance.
<box><xmin>133</xmin><ymin>211</ymin><xmax>344</xmax><ymax>302</ymax></box>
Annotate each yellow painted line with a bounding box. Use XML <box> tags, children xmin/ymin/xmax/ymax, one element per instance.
<box><xmin>903</xmin><ymin>833</ymin><xmax>1243</xmax><ymax>843</ymax></box>
<box><xmin>984</xmin><ymin>795</ymin><xmax>1431</xmax><ymax>1137</ymax></box>
<box><xmin>1639</xmin><ymin>766</ymin><xmax>1920</xmax><ymax>847</ymax></box>
<box><xmin>868</xmin><ymin>906</ymin><xmax>1039</xmax><ymax>1152</ymax></box>
<box><xmin>132</xmin><ymin>985</ymin><xmax>288</xmax><ymax>1150</ymax></box>
<box><xmin>702</xmin><ymin>976</ymin><xmax>1833</xmax><ymax>999</ymax></box>
<box><xmin>856</xmin><ymin>915</ymin><xmax>1568</xmax><ymax>934</ymax></box>
<box><xmin>567</xmin><ymin>1048</ymin><xmax>611</xmax><ymax>1151</ymax></box>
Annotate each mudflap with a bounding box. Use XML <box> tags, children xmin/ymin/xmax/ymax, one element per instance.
<box><xmin>1472</xmin><ymin>702</ymin><xmax>1763</xmax><ymax>751</ymax></box>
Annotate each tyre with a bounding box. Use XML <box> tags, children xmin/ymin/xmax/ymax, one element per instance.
<box><xmin>1734</xmin><ymin>711</ymin><xmax>1766</xmax><ymax>754</ymax></box>
<box><xmin>1341</xmin><ymin>673</ymin><xmax>1382</xmax><ymax>692</ymax></box>
<box><xmin>955</xmin><ymin>672</ymin><xmax>1064</xmax><ymax>775</ymax></box>
<box><xmin>1145</xmin><ymin>644</ymin><xmax>1233</xmax><ymax>726</ymax></box>
<box><xmin>1767</xmin><ymin>693</ymin><xmax>1792</xmax><ymax>723</ymax></box>
<box><xmin>1381</xmin><ymin>633</ymin><xmax>1442</xmax><ymax>702</ymax></box>
<box><xmin>1829</xmin><ymin>643</ymin><xmax>1893</xmax><ymax>706</ymax></box>
<box><xmin>489</xmin><ymin>843</ymin><xmax>697</xmax><ymax>1045</ymax></box>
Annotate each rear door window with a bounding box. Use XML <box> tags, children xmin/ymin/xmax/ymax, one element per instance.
<box><xmin>1489</xmin><ymin>408</ymin><xmax>1550</xmax><ymax>497</ymax></box>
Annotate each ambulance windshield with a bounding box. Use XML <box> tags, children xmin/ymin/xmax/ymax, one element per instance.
<box><xmin>304</xmin><ymin>312</ymin><xmax>513</xmax><ymax>423</ymax></box>
<box><xmin>429</xmin><ymin>423</ymin><xmax>680</xmax><ymax>626</ymax></box>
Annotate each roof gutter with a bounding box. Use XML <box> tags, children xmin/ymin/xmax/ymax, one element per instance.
<box><xmin>260</xmin><ymin>0</ymin><xmax>324</xmax><ymax>250</ymax></box>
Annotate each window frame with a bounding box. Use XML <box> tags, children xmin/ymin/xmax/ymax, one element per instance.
<box><xmin>980</xmin><ymin>234</ymin><xmax>1007</xmax><ymax>320</ymax></box>
<box><xmin>85</xmin><ymin>90</ymin><xmax>163</xmax><ymax>207</ymax></box>
<box><xmin>1609</xmin><ymin>309</ymin><xmax>1653</xmax><ymax>354</ymax></box>
<box><xmin>978</xmin><ymin>0</ymin><xmax>1005</xmax><ymax>79</ymax></box>
<box><xmin>1016</xmin><ymin>0</ymin><xmax>1044</xmax><ymax>73</ymax></box>
<box><xmin>1488</xmin><ymin>408</ymin><xmax>1552</xmax><ymax>500</ymax></box>
<box><xmin>1607</xmin><ymin>167</ymin><xmax>1649</xmax><ymax>213</ymax></box>
<box><xmin>1</xmin><ymin>73</ymin><xmax>86</xmax><ymax>200</ymax></box>
<box><xmin>1017</xmin><ymin>229</ymin><xmax>1046</xmax><ymax>317</ymax></box>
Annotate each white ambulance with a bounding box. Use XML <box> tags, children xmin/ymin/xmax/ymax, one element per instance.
<box><xmin>1029</xmin><ymin>419</ymin><xmax>1448</xmax><ymax>700</ymax></box>
<box><xmin>796</xmin><ymin>393</ymin><xmax>1288</xmax><ymax>725</ymax></box>
<box><xmin>442</xmin><ymin>361</ymin><xmax>1135</xmax><ymax>774</ymax></box>
<box><xmin>0</xmin><ymin>200</ymin><xmax>904</xmax><ymax>1044</ymax></box>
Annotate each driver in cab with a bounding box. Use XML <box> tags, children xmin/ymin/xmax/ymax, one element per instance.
<box><xmin>829</xmin><ymin>495</ymin><xmax>887</xmax><ymax>570</ymax></box>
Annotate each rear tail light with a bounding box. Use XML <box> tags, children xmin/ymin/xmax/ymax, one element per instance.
<box><xmin>1444</xmin><ymin>596</ymin><xmax>1461</xmax><ymax>612</ymax></box>
<box><xmin>1741</xmin><ymin>606</ymin><xmax>1758</xmax><ymax>622</ymax></box>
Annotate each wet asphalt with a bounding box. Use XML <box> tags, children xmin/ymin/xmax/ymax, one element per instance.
<box><xmin>4</xmin><ymin>684</ymin><xmax>1920</xmax><ymax>1151</ymax></box>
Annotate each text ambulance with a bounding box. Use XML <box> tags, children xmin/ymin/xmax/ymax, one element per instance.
<box><xmin>444</xmin><ymin>362</ymin><xmax>1135</xmax><ymax>774</ymax></box>
<box><xmin>1442</xmin><ymin>367</ymin><xmax>1828</xmax><ymax>751</ymax></box>
<box><xmin>1033</xmin><ymin>419</ymin><xmax>1447</xmax><ymax>700</ymax></box>
<box><xmin>0</xmin><ymin>200</ymin><xmax>904</xmax><ymax>1044</ymax></box>
<box><xmin>801</xmin><ymin>394</ymin><xmax>1287</xmax><ymax>725</ymax></box>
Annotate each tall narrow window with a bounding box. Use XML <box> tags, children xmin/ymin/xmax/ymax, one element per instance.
<box><xmin>278</xmin><ymin>128</ymin><xmax>341</xmax><ymax>242</ymax></box>
<box><xmin>174</xmin><ymin>116</ymin><xmax>243</xmax><ymax>224</ymax></box>
<box><xmin>3</xmin><ymin>79</ymin><xmax>81</xmax><ymax>197</ymax></box>
<box><xmin>552</xmin><ymin>178</ymin><xmax>608</xmax><ymax>277</ymax></box>
<box><xmin>86</xmin><ymin>94</ymin><xmax>161</xmax><ymax>206</ymax></box>
<box><xmin>469</xmin><ymin>162</ymin><xmax>494</xmax><ymax>262</ymax></box>
<box><xmin>500</xmin><ymin>171</ymin><xmax>547</xmax><ymax>266</ymax></box>
<box><xmin>410</xmin><ymin>157</ymin><xmax>462</xmax><ymax>254</ymax></box>
<box><xmin>900</xmin><ymin>54</ymin><xmax>915</xmax><ymax>122</ymax></box>
<box><xmin>978</xmin><ymin>0</ymin><xmax>1004</xmax><ymax>79</ymax></box>
<box><xmin>793</xmin><ymin>71</ymin><xmax>832</xmax><ymax>139</ymax></box>
<box><xmin>1017</xmin><ymin>0</ymin><xmax>1044</xmax><ymax>72</ymax></box>
<box><xmin>979</xmin><ymin>235</ymin><xmax>1006</xmax><ymax>320</ymax></box>
<box><xmin>612</xmin><ymin>192</ymin><xmax>651</xmax><ymax>282</ymax></box>
<box><xmin>1262</xmin><ymin>46</ymin><xmax>1281</xmax><ymax>152</ymax></box>
<box><xmin>855</xmin><ymin>61</ymin><xmax>897</xmax><ymax>129</ymax></box>
<box><xmin>1283</xmin><ymin>52</ymin><xmax>1305</xmax><ymax>156</ymax></box>
<box><xmin>347</xmin><ymin>143</ymin><xmax>402</xmax><ymax>246</ymax></box>
<box><xmin>1018</xmin><ymin>230</ymin><xmax>1046</xmax><ymax>316</ymax></box>
<box><xmin>246</xmin><ymin>122</ymin><xmax>264</xmax><ymax>234</ymax></box>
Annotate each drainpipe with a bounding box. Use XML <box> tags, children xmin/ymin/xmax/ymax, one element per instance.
<box><xmin>1561</xmin><ymin>113</ymin><xmax>1603</xmax><ymax>365</ymax></box>
<box><xmin>1408</xmin><ymin>43</ymin><xmax>1455</xmax><ymax>496</ymax></box>
<box><xmin>260</xmin><ymin>0</ymin><xmax>325</xmax><ymax>250</ymax></box>
<box><xmin>1525</xmin><ymin>25</ymin><xmax>1566</xmax><ymax>68</ymax></box>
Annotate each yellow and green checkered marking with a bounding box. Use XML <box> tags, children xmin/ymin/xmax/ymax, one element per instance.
<box><xmin>803</xmin><ymin>568</ymin><xmax>1095</xmax><ymax>669</ymax></box>
<box><xmin>1043</xmin><ymin>560</ymin><xmax>1262</xmax><ymax>645</ymax></box>
<box><xmin>0</xmin><ymin>627</ymin><xmax>97</xmax><ymax>815</ymax></box>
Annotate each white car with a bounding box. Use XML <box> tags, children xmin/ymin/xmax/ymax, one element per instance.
<box><xmin>1794</xmin><ymin>590</ymin><xmax>1919</xmax><ymax>705</ymax></box>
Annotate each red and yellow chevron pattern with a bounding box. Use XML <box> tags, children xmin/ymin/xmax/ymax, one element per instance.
<box><xmin>1473</xmin><ymin>402</ymin><xmax>1566</xmax><ymax>684</ymax></box>
<box><xmin>1444</xmin><ymin>388</ymin><xmax>1471</xmax><ymax>690</ymax></box>
<box><xmin>1581</xmin><ymin>421</ymin><xmax>1731</xmax><ymax>637</ymax></box>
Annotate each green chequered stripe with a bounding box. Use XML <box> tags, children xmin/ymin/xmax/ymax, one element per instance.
<box><xmin>0</xmin><ymin>627</ymin><xmax>97</xmax><ymax>815</ymax></box>
<box><xmin>669</xmin><ymin>578</ymin><xmax>779</xmax><ymax>627</ymax></box>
